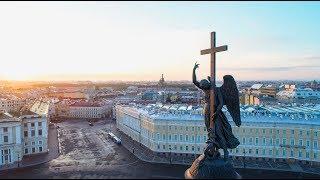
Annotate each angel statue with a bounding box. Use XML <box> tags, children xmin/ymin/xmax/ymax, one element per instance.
<box><xmin>192</xmin><ymin>62</ymin><xmax>241</xmax><ymax>160</ymax></box>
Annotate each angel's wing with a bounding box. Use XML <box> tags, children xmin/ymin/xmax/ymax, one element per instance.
<box><xmin>221</xmin><ymin>75</ymin><xmax>241</xmax><ymax>127</ymax></box>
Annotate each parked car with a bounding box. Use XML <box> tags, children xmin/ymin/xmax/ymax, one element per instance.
<box><xmin>107</xmin><ymin>132</ymin><xmax>121</xmax><ymax>145</ymax></box>
<box><xmin>89</xmin><ymin>122</ymin><xmax>93</xmax><ymax>126</ymax></box>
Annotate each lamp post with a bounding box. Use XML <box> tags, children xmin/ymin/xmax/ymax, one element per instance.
<box><xmin>169</xmin><ymin>147</ymin><xmax>172</xmax><ymax>164</ymax></box>
<box><xmin>243</xmin><ymin>149</ymin><xmax>246</xmax><ymax>169</ymax></box>
<box><xmin>17</xmin><ymin>153</ymin><xmax>20</xmax><ymax>168</ymax></box>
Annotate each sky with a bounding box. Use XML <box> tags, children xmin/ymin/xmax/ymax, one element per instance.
<box><xmin>0</xmin><ymin>1</ymin><xmax>320</xmax><ymax>82</ymax></box>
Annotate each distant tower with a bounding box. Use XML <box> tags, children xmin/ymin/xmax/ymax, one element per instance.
<box><xmin>158</xmin><ymin>74</ymin><xmax>166</xmax><ymax>88</ymax></box>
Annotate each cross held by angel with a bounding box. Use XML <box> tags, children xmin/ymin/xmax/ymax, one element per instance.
<box><xmin>192</xmin><ymin>62</ymin><xmax>241</xmax><ymax>160</ymax></box>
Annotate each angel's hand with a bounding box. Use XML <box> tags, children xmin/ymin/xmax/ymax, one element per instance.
<box><xmin>194</xmin><ymin>62</ymin><xmax>199</xmax><ymax>69</ymax></box>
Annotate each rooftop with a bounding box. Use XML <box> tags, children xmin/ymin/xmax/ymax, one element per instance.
<box><xmin>118</xmin><ymin>103</ymin><xmax>320</xmax><ymax>126</ymax></box>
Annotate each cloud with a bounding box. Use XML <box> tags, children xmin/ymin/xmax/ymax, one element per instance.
<box><xmin>220</xmin><ymin>65</ymin><xmax>320</xmax><ymax>72</ymax></box>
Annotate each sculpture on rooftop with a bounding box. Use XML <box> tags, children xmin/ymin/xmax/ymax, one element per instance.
<box><xmin>192</xmin><ymin>63</ymin><xmax>241</xmax><ymax>160</ymax></box>
<box><xmin>185</xmin><ymin>31</ymin><xmax>241</xmax><ymax>179</ymax></box>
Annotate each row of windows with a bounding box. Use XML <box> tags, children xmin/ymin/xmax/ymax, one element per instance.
<box><xmin>240</xmin><ymin>137</ymin><xmax>318</xmax><ymax>148</ymax></box>
<box><xmin>232</xmin><ymin>148</ymin><xmax>318</xmax><ymax>159</ymax></box>
<box><xmin>158</xmin><ymin>126</ymin><xmax>207</xmax><ymax>132</ymax></box>
<box><xmin>24</xmin><ymin>129</ymin><xmax>43</xmax><ymax>138</ymax></box>
<box><xmin>1</xmin><ymin>149</ymin><xmax>11</xmax><ymax>164</ymax></box>
<box><xmin>157</xmin><ymin>144</ymin><xmax>202</xmax><ymax>152</ymax></box>
<box><xmin>24</xmin><ymin>146</ymin><xmax>43</xmax><ymax>154</ymax></box>
<box><xmin>25</xmin><ymin>140</ymin><xmax>42</xmax><ymax>146</ymax></box>
<box><xmin>23</xmin><ymin>122</ymin><xmax>42</xmax><ymax>128</ymax></box>
<box><xmin>234</xmin><ymin>128</ymin><xmax>318</xmax><ymax>137</ymax></box>
<box><xmin>156</xmin><ymin>133</ymin><xmax>207</xmax><ymax>143</ymax></box>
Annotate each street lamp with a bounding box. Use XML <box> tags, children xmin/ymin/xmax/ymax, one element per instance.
<box><xmin>243</xmin><ymin>149</ymin><xmax>246</xmax><ymax>169</ymax></box>
<box><xmin>169</xmin><ymin>147</ymin><xmax>172</xmax><ymax>164</ymax></box>
<box><xmin>17</xmin><ymin>153</ymin><xmax>20</xmax><ymax>168</ymax></box>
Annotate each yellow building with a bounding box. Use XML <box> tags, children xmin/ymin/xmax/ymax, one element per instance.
<box><xmin>116</xmin><ymin>104</ymin><xmax>320</xmax><ymax>164</ymax></box>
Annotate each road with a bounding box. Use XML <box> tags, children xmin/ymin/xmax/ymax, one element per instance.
<box><xmin>1</xmin><ymin>119</ymin><xmax>319</xmax><ymax>179</ymax></box>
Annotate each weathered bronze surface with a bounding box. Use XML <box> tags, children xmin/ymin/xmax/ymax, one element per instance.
<box><xmin>186</xmin><ymin>31</ymin><xmax>241</xmax><ymax>179</ymax></box>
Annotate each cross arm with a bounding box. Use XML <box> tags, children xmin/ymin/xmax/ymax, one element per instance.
<box><xmin>200</xmin><ymin>45</ymin><xmax>228</xmax><ymax>55</ymax></box>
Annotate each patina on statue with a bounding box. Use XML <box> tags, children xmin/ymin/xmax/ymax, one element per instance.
<box><xmin>185</xmin><ymin>62</ymin><xmax>242</xmax><ymax>179</ymax></box>
<box><xmin>192</xmin><ymin>62</ymin><xmax>241</xmax><ymax>160</ymax></box>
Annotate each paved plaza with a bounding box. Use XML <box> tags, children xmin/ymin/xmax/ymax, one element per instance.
<box><xmin>1</xmin><ymin>119</ymin><xmax>319</xmax><ymax>179</ymax></box>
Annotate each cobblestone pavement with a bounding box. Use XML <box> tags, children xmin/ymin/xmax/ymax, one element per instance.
<box><xmin>1</xmin><ymin>119</ymin><xmax>319</xmax><ymax>179</ymax></box>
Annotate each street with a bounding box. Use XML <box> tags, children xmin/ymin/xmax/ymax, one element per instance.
<box><xmin>1</xmin><ymin>119</ymin><xmax>319</xmax><ymax>179</ymax></box>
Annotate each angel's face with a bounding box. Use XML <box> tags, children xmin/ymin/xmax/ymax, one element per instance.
<box><xmin>200</xmin><ymin>79</ymin><xmax>210</xmax><ymax>89</ymax></box>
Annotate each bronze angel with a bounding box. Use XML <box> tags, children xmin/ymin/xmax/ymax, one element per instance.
<box><xmin>192</xmin><ymin>62</ymin><xmax>241</xmax><ymax>160</ymax></box>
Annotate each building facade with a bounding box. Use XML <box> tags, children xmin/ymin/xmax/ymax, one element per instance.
<box><xmin>116</xmin><ymin>104</ymin><xmax>320</xmax><ymax>164</ymax></box>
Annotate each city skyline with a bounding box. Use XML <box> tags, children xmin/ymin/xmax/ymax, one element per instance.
<box><xmin>0</xmin><ymin>2</ymin><xmax>320</xmax><ymax>81</ymax></box>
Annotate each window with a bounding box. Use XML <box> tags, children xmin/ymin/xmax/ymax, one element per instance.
<box><xmin>186</xmin><ymin>146</ymin><xmax>189</xmax><ymax>151</ymax></box>
<box><xmin>263</xmin><ymin>149</ymin><xmax>266</xmax><ymax>155</ymax></box>
<box><xmin>276</xmin><ymin>149</ymin><xmax>279</xmax><ymax>156</ymax></box>
<box><xmin>157</xmin><ymin>133</ymin><xmax>160</xmax><ymax>140</ymax></box>
<box><xmin>283</xmin><ymin>130</ymin><xmax>286</xmax><ymax>135</ymax></box>
<box><xmin>180</xmin><ymin>146</ymin><xmax>183</xmax><ymax>151</ymax></box>
<box><xmin>243</xmin><ymin>129</ymin><xmax>245</xmax><ymax>133</ymax></box>
<box><xmin>32</xmin><ymin>147</ymin><xmax>35</xmax><ymax>153</ymax></box>
<box><xmin>306</xmin><ymin>151</ymin><xmax>310</xmax><ymax>158</ymax></box>
<box><xmin>249</xmin><ymin>138</ymin><xmax>253</xmax><ymax>144</ymax></box>
<box><xmin>249</xmin><ymin>149</ymin><xmax>252</xmax><ymax>154</ymax></box>
<box><xmin>255</xmin><ymin>138</ymin><xmax>259</xmax><ymax>145</ymax></box>
<box><xmin>174</xmin><ymin>145</ymin><xmax>177</xmax><ymax>150</ymax></box>
<box><xmin>180</xmin><ymin>135</ymin><xmax>183</xmax><ymax>141</ymax></box>
<box><xmin>163</xmin><ymin>145</ymin><xmax>165</xmax><ymax>150</ymax></box>
<box><xmin>157</xmin><ymin>145</ymin><xmax>160</xmax><ymax>149</ymax></box>
<box><xmin>307</xmin><ymin>140</ymin><xmax>310</xmax><ymax>148</ymax></box>
<box><xmin>313</xmin><ymin>141</ymin><xmax>318</xmax><ymax>149</ymax></box>
<box><xmin>299</xmin><ymin>139</ymin><xmax>303</xmax><ymax>146</ymax></box>
<box><xmin>291</xmin><ymin>130</ymin><xmax>294</xmax><ymax>135</ymax></box>
<box><xmin>24</xmin><ymin>123</ymin><xmax>27</xmax><ymax>128</ymax></box>
<box><xmin>174</xmin><ymin>135</ymin><xmax>177</xmax><ymax>141</ymax></box>
<box><xmin>307</xmin><ymin>131</ymin><xmax>310</xmax><ymax>136</ymax></box>
<box><xmin>314</xmin><ymin>152</ymin><xmax>317</xmax><ymax>159</ymax></box>
<box><xmin>186</xmin><ymin>135</ymin><xmax>188</xmax><ymax>141</ymax></box>
<box><xmin>262</xmin><ymin>129</ymin><xmax>265</xmax><ymax>134</ymax></box>
<box><xmin>3</xmin><ymin>127</ymin><xmax>8</xmax><ymax>133</ymax></box>
<box><xmin>282</xmin><ymin>138</ymin><xmax>286</xmax><ymax>145</ymax></box>
<box><xmin>192</xmin><ymin>135</ymin><xmax>194</xmax><ymax>142</ymax></box>
<box><xmin>276</xmin><ymin>139</ymin><xmax>279</xmax><ymax>146</ymax></box>
<box><xmin>168</xmin><ymin>134</ymin><xmax>171</xmax><ymax>141</ymax></box>
<box><xmin>269</xmin><ymin>149</ymin><xmax>272</xmax><ymax>156</ymax></box>
<box><xmin>299</xmin><ymin>130</ymin><xmax>303</xmax><ymax>136</ymax></box>
<box><xmin>282</xmin><ymin>149</ymin><xmax>286</xmax><ymax>156</ymax></box>
<box><xmin>31</xmin><ymin>123</ymin><xmax>35</xmax><ymax>127</ymax></box>
<box><xmin>290</xmin><ymin>150</ymin><xmax>294</xmax><ymax>157</ymax></box>
<box><xmin>192</xmin><ymin>127</ymin><xmax>194</xmax><ymax>131</ymax></box>
<box><xmin>204</xmin><ymin>127</ymin><xmax>206</xmax><ymax>131</ymax></box>
<box><xmin>24</xmin><ymin>131</ymin><xmax>28</xmax><ymax>138</ymax></box>
<box><xmin>31</xmin><ymin>130</ymin><xmax>35</xmax><ymax>137</ymax></box>
<box><xmin>269</xmin><ymin>138</ymin><xmax>273</xmax><ymax>146</ymax></box>
<box><xmin>270</xmin><ymin>129</ymin><xmax>272</xmax><ymax>134</ymax></box>
<box><xmin>4</xmin><ymin>136</ymin><xmax>8</xmax><ymax>143</ymax></box>
<box><xmin>162</xmin><ymin>134</ymin><xmax>165</xmax><ymax>140</ymax></box>
<box><xmin>192</xmin><ymin>146</ymin><xmax>194</xmax><ymax>151</ymax></box>
<box><xmin>242</xmin><ymin>138</ymin><xmax>245</xmax><ymax>144</ymax></box>
<box><xmin>32</xmin><ymin>141</ymin><xmax>35</xmax><ymax>145</ymax></box>
<box><xmin>314</xmin><ymin>131</ymin><xmax>318</xmax><ymax>137</ymax></box>
<box><xmin>38</xmin><ymin>130</ymin><xmax>42</xmax><ymax>136</ymax></box>
<box><xmin>25</xmin><ymin>148</ymin><xmax>28</xmax><ymax>154</ymax></box>
<box><xmin>299</xmin><ymin>151</ymin><xmax>302</xmax><ymax>158</ymax></box>
<box><xmin>39</xmin><ymin>141</ymin><xmax>42</xmax><ymax>145</ymax></box>
<box><xmin>255</xmin><ymin>149</ymin><xmax>259</xmax><ymax>155</ymax></box>
<box><xmin>290</xmin><ymin>139</ymin><xmax>295</xmax><ymax>146</ymax></box>
<box><xmin>263</xmin><ymin>138</ymin><xmax>266</xmax><ymax>145</ymax></box>
<box><xmin>38</xmin><ymin>122</ymin><xmax>42</xmax><ymax>127</ymax></box>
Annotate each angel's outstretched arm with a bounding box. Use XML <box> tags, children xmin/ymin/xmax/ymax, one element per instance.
<box><xmin>193</xmin><ymin>62</ymin><xmax>201</xmax><ymax>89</ymax></box>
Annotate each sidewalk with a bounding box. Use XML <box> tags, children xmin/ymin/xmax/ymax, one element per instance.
<box><xmin>0</xmin><ymin>125</ymin><xmax>60</xmax><ymax>171</ymax></box>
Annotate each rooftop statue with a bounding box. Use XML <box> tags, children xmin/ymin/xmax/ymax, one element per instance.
<box><xmin>185</xmin><ymin>31</ymin><xmax>241</xmax><ymax>179</ymax></box>
<box><xmin>192</xmin><ymin>63</ymin><xmax>241</xmax><ymax>160</ymax></box>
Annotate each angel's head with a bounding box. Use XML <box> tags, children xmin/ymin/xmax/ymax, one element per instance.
<box><xmin>200</xmin><ymin>79</ymin><xmax>211</xmax><ymax>90</ymax></box>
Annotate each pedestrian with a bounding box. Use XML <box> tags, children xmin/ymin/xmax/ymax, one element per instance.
<box><xmin>132</xmin><ymin>147</ymin><xmax>135</xmax><ymax>154</ymax></box>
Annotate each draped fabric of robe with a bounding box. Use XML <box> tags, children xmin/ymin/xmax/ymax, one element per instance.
<box><xmin>203</xmin><ymin>87</ymin><xmax>240</xmax><ymax>150</ymax></box>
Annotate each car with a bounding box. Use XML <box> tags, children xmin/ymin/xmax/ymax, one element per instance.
<box><xmin>89</xmin><ymin>122</ymin><xmax>93</xmax><ymax>126</ymax></box>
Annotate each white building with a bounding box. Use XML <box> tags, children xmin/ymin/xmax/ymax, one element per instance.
<box><xmin>116</xmin><ymin>103</ymin><xmax>320</xmax><ymax>164</ymax></box>
<box><xmin>0</xmin><ymin>110</ymin><xmax>22</xmax><ymax>167</ymax></box>
<box><xmin>0</xmin><ymin>100</ymin><xmax>49</xmax><ymax>167</ymax></box>
<box><xmin>277</xmin><ymin>87</ymin><xmax>320</xmax><ymax>99</ymax></box>
<box><xmin>68</xmin><ymin>100</ymin><xmax>113</xmax><ymax>119</ymax></box>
